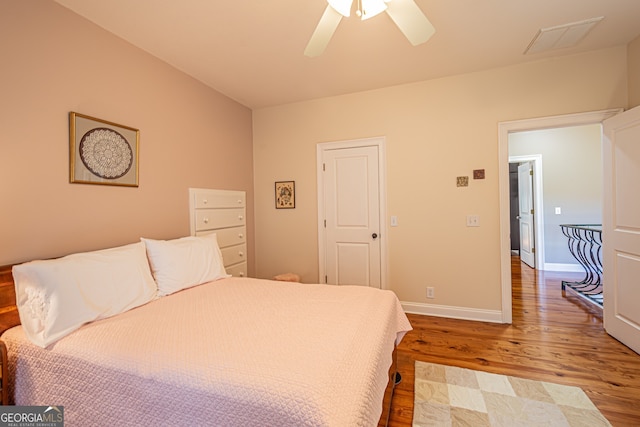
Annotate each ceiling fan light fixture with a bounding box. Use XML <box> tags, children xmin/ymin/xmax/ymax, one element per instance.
<box><xmin>358</xmin><ymin>0</ymin><xmax>387</xmax><ymax>20</ymax></box>
<box><xmin>306</xmin><ymin>0</ymin><xmax>434</xmax><ymax>57</ymax></box>
<box><xmin>327</xmin><ymin>0</ymin><xmax>353</xmax><ymax>17</ymax></box>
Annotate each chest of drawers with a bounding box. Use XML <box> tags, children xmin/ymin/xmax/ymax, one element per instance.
<box><xmin>189</xmin><ymin>188</ymin><xmax>247</xmax><ymax>277</ymax></box>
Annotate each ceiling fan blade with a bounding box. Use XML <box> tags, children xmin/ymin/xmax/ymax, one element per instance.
<box><xmin>385</xmin><ymin>0</ymin><xmax>435</xmax><ymax>46</ymax></box>
<box><xmin>304</xmin><ymin>5</ymin><xmax>343</xmax><ymax>57</ymax></box>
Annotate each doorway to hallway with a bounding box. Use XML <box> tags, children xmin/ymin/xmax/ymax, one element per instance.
<box><xmin>498</xmin><ymin>109</ymin><xmax>620</xmax><ymax>323</ymax></box>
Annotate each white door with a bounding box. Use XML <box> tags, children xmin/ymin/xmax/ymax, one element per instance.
<box><xmin>322</xmin><ymin>145</ymin><xmax>381</xmax><ymax>287</ymax></box>
<box><xmin>518</xmin><ymin>162</ymin><xmax>535</xmax><ymax>268</ymax></box>
<box><xmin>603</xmin><ymin>106</ymin><xmax>640</xmax><ymax>354</ymax></box>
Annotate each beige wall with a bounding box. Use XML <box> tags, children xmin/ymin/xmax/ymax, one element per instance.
<box><xmin>629</xmin><ymin>34</ymin><xmax>640</xmax><ymax>108</ymax></box>
<box><xmin>2</xmin><ymin>1</ymin><xmax>635</xmax><ymax>316</ymax></box>
<box><xmin>0</xmin><ymin>1</ymin><xmax>254</xmax><ymax>267</ymax></box>
<box><xmin>253</xmin><ymin>47</ymin><xmax>627</xmax><ymax>311</ymax></box>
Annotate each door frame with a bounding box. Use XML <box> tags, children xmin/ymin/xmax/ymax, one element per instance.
<box><xmin>316</xmin><ymin>136</ymin><xmax>388</xmax><ymax>289</ymax></box>
<box><xmin>498</xmin><ymin>109</ymin><xmax>621</xmax><ymax>323</ymax></box>
<box><xmin>509</xmin><ymin>155</ymin><xmax>544</xmax><ymax>270</ymax></box>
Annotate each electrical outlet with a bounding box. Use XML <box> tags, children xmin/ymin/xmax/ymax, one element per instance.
<box><xmin>426</xmin><ymin>287</ymin><xmax>435</xmax><ymax>299</ymax></box>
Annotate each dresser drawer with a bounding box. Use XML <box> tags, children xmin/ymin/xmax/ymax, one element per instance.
<box><xmin>225</xmin><ymin>262</ymin><xmax>247</xmax><ymax>278</ymax></box>
<box><xmin>195</xmin><ymin>208</ymin><xmax>245</xmax><ymax>231</ymax></box>
<box><xmin>196</xmin><ymin>227</ymin><xmax>246</xmax><ymax>248</ymax></box>
<box><xmin>194</xmin><ymin>191</ymin><xmax>245</xmax><ymax>209</ymax></box>
<box><xmin>221</xmin><ymin>244</ymin><xmax>247</xmax><ymax>267</ymax></box>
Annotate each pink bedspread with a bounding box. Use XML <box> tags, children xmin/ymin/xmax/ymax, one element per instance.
<box><xmin>2</xmin><ymin>277</ymin><xmax>412</xmax><ymax>426</ymax></box>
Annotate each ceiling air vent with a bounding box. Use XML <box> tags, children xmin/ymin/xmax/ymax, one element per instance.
<box><xmin>524</xmin><ymin>16</ymin><xmax>604</xmax><ymax>55</ymax></box>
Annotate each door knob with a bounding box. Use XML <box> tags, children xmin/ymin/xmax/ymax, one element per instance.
<box><xmin>372</xmin><ymin>233</ymin><xmax>378</xmax><ymax>239</ymax></box>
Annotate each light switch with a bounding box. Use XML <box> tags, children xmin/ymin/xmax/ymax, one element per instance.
<box><xmin>466</xmin><ymin>215</ymin><xmax>480</xmax><ymax>227</ymax></box>
<box><xmin>391</xmin><ymin>216</ymin><xmax>398</xmax><ymax>227</ymax></box>
<box><xmin>555</xmin><ymin>207</ymin><xmax>562</xmax><ymax>215</ymax></box>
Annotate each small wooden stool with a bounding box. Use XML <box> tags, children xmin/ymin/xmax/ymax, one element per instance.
<box><xmin>273</xmin><ymin>273</ymin><xmax>301</xmax><ymax>282</ymax></box>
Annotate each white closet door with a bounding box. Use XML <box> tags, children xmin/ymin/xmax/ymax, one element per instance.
<box><xmin>323</xmin><ymin>145</ymin><xmax>381</xmax><ymax>287</ymax></box>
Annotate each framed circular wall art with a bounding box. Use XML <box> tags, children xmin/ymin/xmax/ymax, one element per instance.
<box><xmin>69</xmin><ymin>112</ymin><xmax>139</xmax><ymax>187</ymax></box>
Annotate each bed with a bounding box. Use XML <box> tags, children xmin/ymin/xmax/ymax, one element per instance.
<box><xmin>0</xmin><ymin>233</ymin><xmax>411</xmax><ymax>426</ymax></box>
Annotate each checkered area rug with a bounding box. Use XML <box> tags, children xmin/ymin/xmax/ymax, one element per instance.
<box><xmin>413</xmin><ymin>361</ymin><xmax>611</xmax><ymax>426</ymax></box>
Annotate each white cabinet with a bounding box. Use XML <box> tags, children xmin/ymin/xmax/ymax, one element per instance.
<box><xmin>189</xmin><ymin>188</ymin><xmax>247</xmax><ymax>277</ymax></box>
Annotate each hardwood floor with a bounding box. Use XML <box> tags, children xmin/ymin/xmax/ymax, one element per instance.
<box><xmin>388</xmin><ymin>257</ymin><xmax>640</xmax><ymax>426</ymax></box>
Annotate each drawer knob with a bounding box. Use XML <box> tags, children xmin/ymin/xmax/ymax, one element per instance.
<box><xmin>238</xmin><ymin>215</ymin><xmax>244</xmax><ymax>220</ymax></box>
<box><xmin>239</xmin><ymin>272</ymin><xmax>245</xmax><ymax>277</ymax></box>
<box><xmin>237</xmin><ymin>199</ymin><xmax>242</xmax><ymax>204</ymax></box>
<box><xmin>203</xmin><ymin>199</ymin><xmax>208</xmax><ymax>204</ymax></box>
<box><xmin>239</xmin><ymin>251</ymin><xmax>244</xmax><ymax>257</ymax></box>
<box><xmin>238</xmin><ymin>233</ymin><xmax>244</xmax><ymax>238</ymax></box>
<box><xmin>203</xmin><ymin>218</ymin><xmax>209</xmax><ymax>224</ymax></box>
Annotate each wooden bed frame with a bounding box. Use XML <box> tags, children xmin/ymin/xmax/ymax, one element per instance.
<box><xmin>0</xmin><ymin>265</ymin><xmax>19</xmax><ymax>335</ymax></box>
<box><xmin>0</xmin><ymin>264</ymin><xmax>20</xmax><ymax>406</ymax></box>
<box><xmin>0</xmin><ymin>263</ymin><xmax>397</xmax><ymax>423</ymax></box>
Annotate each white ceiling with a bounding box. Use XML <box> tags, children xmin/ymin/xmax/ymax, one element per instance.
<box><xmin>54</xmin><ymin>0</ymin><xmax>640</xmax><ymax>109</ymax></box>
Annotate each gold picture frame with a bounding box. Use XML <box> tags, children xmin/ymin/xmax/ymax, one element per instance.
<box><xmin>69</xmin><ymin>112</ymin><xmax>139</xmax><ymax>187</ymax></box>
<box><xmin>275</xmin><ymin>181</ymin><xmax>295</xmax><ymax>209</ymax></box>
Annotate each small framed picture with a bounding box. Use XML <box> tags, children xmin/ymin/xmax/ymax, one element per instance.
<box><xmin>69</xmin><ymin>112</ymin><xmax>139</xmax><ymax>187</ymax></box>
<box><xmin>275</xmin><ymin>181</ymin><xmax>295</xmax><ymax>209</ymax></box>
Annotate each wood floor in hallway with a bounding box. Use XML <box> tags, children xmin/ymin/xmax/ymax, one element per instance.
<box><xmin>387</xmin><ymin>257</ymin><xmax>640</xmax><ymax>426</ymax></box>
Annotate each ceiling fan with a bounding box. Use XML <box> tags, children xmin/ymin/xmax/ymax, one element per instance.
<box><xmin>304</xmin><ymin>0</ymin><xmax>435</xmax><ymax>57</ymax></box>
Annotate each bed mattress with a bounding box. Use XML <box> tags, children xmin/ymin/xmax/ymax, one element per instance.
<box><xmin>2</xmin><ymin>277</ymin><xmax>411</xmax><ymax>426</ymax></box>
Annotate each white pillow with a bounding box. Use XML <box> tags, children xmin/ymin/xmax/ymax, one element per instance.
<box><xmin>12</xmin><ymin>242</ymin><xmax>157</xmax><ymax>348</ymax></box>
<box><xmin>142</xmin><ymin>233</ymin><xmax>229</xmax><ymax>296</ymax></box>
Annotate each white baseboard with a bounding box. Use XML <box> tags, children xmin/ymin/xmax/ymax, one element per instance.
<box><xmin>401</xmin><ymin>301</ymin><xmax>504</xmax><ymax>323</ymax></box>
<box><xmin>542</xmin><ymin>263</ymin><xmax>584</xmax><ymax>272</ymax></box>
